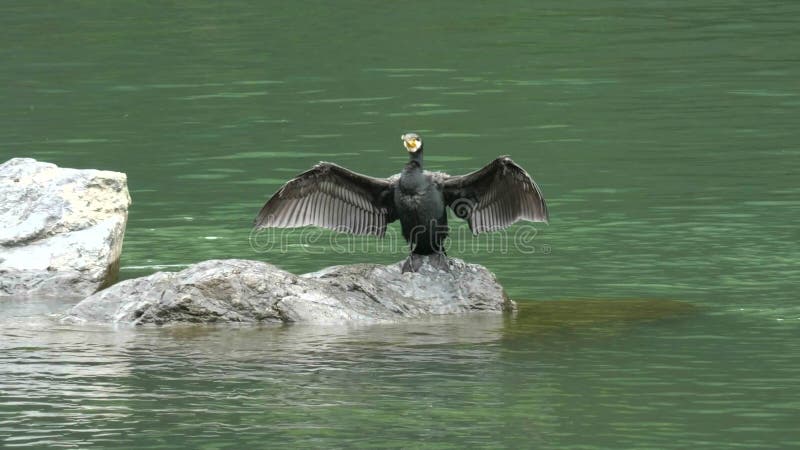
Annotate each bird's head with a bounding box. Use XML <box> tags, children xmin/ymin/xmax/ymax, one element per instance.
<box><xmin>401</xmin><ymin>133</ymin><xmax>423</xmax><ymax>153</ymax></box>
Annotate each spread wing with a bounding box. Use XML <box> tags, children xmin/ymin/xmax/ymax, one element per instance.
<box><xmin>441</xmin><ymin>156</ymin><xmax>549</xmax><ymax>235</ymax></box>
<box><xmin>254</xmin><ymin>162</ymin><xmax>396</xmax><ymax>236</ymax></box>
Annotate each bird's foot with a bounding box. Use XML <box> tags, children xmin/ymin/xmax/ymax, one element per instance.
<box><xmin>401</xmin><ymin>254</ymin><xmax>425</xmax><ymax>273</ymax></box>
<box><xmin>429</xmin><ymin>252</ymin><xmax>451</xmax><ymax>272</ymax></box>
<box><xmin>401</xmin><ymin>253</ymin><xmax>450</xmax><ymax>273</ymax></box>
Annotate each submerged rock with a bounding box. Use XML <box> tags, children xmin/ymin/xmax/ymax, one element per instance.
<box><xmin>63</xmin><ymin>257</ymin><xmax>514</xmax><ymax>325</ymax></box>
<box><xmin>0</xmin><ymin>158</ymin><xmax>131</xmax><ymax>298</ymax></box>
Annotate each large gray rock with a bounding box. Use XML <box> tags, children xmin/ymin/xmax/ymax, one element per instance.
<box><xmin>62</xmin><ymin>257</ymin><xmax>514</xmax><ymax>325</ymax></box>
<box><xmin>0</xmin><ymin>158</ymin><xmax>131</xmax><ymax>298</ymax></box>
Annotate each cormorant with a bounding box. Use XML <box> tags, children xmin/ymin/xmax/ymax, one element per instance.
<box><xmin>253</xmin><ymin>133</ymin><xmax>549</xmax><ymax>273</ymax></box>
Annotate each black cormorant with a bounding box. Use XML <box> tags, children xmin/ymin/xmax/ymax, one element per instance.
<box><xmin>254</xmin><ymin>133</ymin><xmax>549</xmax><ymax>273</ymax></box>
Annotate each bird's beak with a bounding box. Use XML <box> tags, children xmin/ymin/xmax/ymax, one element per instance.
<box><xmin>403</xmin><ymin>136</ymin><xmax>419</xmax><ymax>153</ymax></box>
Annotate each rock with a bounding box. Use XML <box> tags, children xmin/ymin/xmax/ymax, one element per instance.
<box><xmin>62</xmin><ymin>257</ymin><xmax>514</xmax><ymax>325</ymax></box>
<box><xmin>0</xmin><ymin>158</ymin><xmax>131</xmax><ymax>298</ymax></box>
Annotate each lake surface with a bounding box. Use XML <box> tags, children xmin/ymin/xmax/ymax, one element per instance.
<box><xmin>1</xmin><ymin>1</ymin><xmax>799</xmax><ymax>448</ymax></box>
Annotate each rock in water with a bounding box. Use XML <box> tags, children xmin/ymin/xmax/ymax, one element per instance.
<box><xmin>0</xmin><ymin>158</ymin><xmax>131</xmax><ymax>298</ymax></box>
<box><xmin>63</xmin><ymin>258</ymin><xmax>514</xmax><ymax>325</ymax></box>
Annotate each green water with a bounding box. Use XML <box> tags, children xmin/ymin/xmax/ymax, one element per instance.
<box><xmin>2</xmin><ymin>1</ymin><xmax>799</xmax><ymax>448</ymax></box>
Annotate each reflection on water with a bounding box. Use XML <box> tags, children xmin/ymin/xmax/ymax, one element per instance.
<box><xmin>1</xmin><ymin>299</ymin><xmax>797</xmax><ymax>448</ymax></box>
<box><xmin>503</xmin><ymin>299</ymin><xmax>695</xmax><ymax>341</ymax></box>
<box><xmin>1</xmin><ymin>298</ymin><xmax>714</xmax><ymax>449</ymax></box>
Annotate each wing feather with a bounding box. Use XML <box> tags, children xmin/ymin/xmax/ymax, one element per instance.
<box><xmin>290</xmin><ymin>196</ymin><xmax>306</xmax><ymax>226</ymax></box>
<box><xmin>441</xmin><ymin>156</ymin><xmax>549</xmax><ymax>235</ymax></box>
<box><xmin>321</xmin><ymin>192</ymin><xmax>331</xmax><ymax>228</ymax></box>
<box><xmin>277</xmin><ymin>199</ymin><xmax>295</xmax><ymax>227</ymax></box>
<box><xmin>254</xmin><ymin>162</ymin><xmax>396</xmax><ymax>236</ymax></box>
<box><xmin>309</xmin><ymin>191</ymin><xmax>321</xmax><ymax>226</ymax></box>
